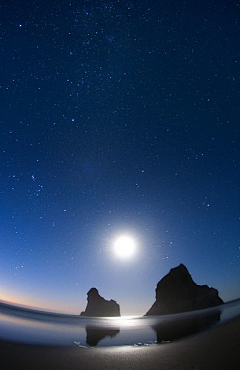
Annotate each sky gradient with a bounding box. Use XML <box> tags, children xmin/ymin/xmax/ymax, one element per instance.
<box><xmin>0</xmin><ymin>0</ymin><xmax>240</xmax><ymax>315</ymax></box>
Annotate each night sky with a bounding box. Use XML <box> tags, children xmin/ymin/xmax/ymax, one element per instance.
<box><xmin>0</xmin><ymin>0</ymin><xmax>240</xmax><ymax>315</ymax></box>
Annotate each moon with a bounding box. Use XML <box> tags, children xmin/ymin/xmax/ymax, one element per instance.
<box><xmin>113</xmin><ymin>235</ymin><xmax>137</xmax><ymax>259</ymax></box>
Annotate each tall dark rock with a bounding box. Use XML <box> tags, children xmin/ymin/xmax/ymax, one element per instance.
<box><xmin>80</xmin><ymin>288</ymin><xmax>121</xmax><ymax>317</ymax></box>
<box><xmin>146</xmin><ymin>264</ymin><xmax>223</xmax><ymax>315</ymax></box>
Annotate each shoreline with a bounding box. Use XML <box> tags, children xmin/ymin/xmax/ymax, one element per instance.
<box><xmin>0</xmin><ymin>315</ymin><xmax>239</xmax><ymax>369</ymax></box>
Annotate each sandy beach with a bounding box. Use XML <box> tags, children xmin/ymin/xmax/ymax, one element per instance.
<box><xmin>0</xmin><ymin>316</ymin><xmax>239</xmax><ymax>370</ymax></box>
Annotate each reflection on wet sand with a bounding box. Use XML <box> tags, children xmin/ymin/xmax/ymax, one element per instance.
<box><xmin>85</xmin><ymin>326</ymin><xmax>120</xmax><ymax>346</ymax></box>
<box><xmin>0</xmin><ymin>299</ymin><xmax>239</xmax><ymax>347</ymax></box>
<box><xmin>84</xmin><ymin>312</ymin><xmax>221</xmax><ymax>346</ymax></box>
<box><xmin>152</xmin><ymin>312</ymin><xmax>221</xmax><ymax>343</ymax></box>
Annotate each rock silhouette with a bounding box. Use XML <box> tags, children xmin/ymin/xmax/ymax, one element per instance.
<box><xmin>146</xmin><ymin>264</ymin><xmax>224</xmax><ymax>315</ymax></box>
<box><xmin>80</xmin><ymin>288</ymin><xmax>121</xmax><ymax>317</ymax></box>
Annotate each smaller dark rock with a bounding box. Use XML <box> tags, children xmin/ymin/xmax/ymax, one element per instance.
<box><xmin>80</xmin><ymin>288</ymin><xmax>121</xmax><ymax>317</ymax></box>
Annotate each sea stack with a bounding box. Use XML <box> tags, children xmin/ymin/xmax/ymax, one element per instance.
<box><xmin>146</xmin><ymin>264</ymin><xmax>223</xmax><ymax>315</ymax></box>
<box><xmin>80</xmin><ymin>288</ymin><xmax>121</xmax><ymax>317</ymax></box>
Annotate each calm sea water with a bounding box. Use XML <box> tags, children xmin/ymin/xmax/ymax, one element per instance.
<box><xmin>0</xmin><ymin>299</ymin><xmax>239</xmax><ymax>347</ymax></box>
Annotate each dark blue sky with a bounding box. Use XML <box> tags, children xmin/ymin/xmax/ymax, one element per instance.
<box><xmin>0</xmin><ymin>0</ymin><xmax>239</xmax><ymax>315</ymax></box>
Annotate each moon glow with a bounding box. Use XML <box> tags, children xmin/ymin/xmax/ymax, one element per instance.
<box><xmin>113</xmin><ymin>235</ymin><xmax>137</xmax><ymax>259</ymax></box>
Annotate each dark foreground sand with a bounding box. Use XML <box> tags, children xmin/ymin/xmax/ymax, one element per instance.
<box><xmin>0</xmin><ymin>316</ymin><xmax>239</xmax><ymax>370</ymax></box>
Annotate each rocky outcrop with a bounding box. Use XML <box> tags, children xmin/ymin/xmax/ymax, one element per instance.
<box><xmin>146</xmin><ymin>264</ymin><xmax>223</xmax><ymax>315</ymax></box>
<box><xmin>80</xmin><ymin>288</ymin><xmax>121</xmax><ymax>317</ymax></box>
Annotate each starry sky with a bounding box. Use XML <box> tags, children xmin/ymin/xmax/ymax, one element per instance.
<box><xmin>0</xmin><ymin>0</ymin><xmax>239</xmax><ymax>315</ymax></box>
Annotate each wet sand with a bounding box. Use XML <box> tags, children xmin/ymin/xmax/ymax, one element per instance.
<box><xmin>0</xmin><ymin>316</ymin><xmax>239</xmax><ymax>370</ymax></box>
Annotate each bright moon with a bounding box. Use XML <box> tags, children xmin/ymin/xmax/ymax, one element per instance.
<box><xmin>113</xmin><ymin>235</ymin><xmax>136</xmax><ymax>258</ymax></box>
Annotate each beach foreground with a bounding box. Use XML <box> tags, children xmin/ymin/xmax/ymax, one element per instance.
<box><xmin>0</xmin><ymin>316</ymin><xmax>239</xmax><ymax>370</ymax></box>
